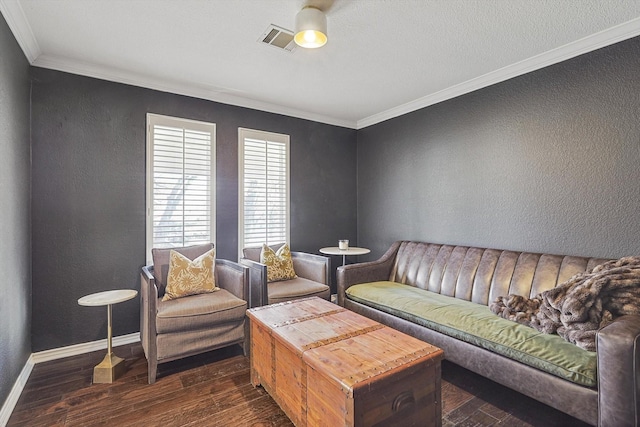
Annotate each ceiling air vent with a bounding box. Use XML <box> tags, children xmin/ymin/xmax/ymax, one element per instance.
<box><xmin>259</xmin><ymin>24</ymin><xmax>296</xmax><ymax>52</ymax></box>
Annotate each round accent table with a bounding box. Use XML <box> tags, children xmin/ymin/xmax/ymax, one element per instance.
<box><xmin>78</xmin><ymin>289</ymin><xmax>138</xmax><ymax>384</ymax></box>
<box><xmin>319</xmin><ymin>246</ymin><xmax>371</xmax><ymax>267</ymax></box>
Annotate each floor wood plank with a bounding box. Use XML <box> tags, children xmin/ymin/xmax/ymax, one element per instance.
<box><xmin>7</xmin><ymin>342</ymin><xmax>590</xmax><ymax>426</ymax></box>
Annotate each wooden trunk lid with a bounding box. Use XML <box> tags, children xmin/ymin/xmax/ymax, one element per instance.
<box><xmin>304</xmin><ymin>326</ymin><xmax>443</xmax><ymax>397</ymax></box>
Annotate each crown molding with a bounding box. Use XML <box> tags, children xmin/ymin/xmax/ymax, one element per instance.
<box><xmin>3</xmin><ymin>0</ymin><xmax>639</xmax><ymax>131</ymax></box>
<box><xmin>0</xmin><ymin>0</ymin><xmax>40</xmax><ymax>62</ymax></box>
<box><xmin>1</xmin><ymin>0</ymin><xmax>353</xmax><ymax>128</ymax></box>
<box><xmin>356</xmin><ymin>17</ymin><xmax>640</xmax><ymax>129</ymax></box>
<box><xmin>32</xmin><ymin>54</ymin><xmax>357</xmax><ymax>129</ymax></box>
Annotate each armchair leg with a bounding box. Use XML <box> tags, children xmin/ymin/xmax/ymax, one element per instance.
<box><xmin>148</xmin><ymin>359</ymin><xmax>158</xmax><ymax>384</ymax></box>
<box><xmin>243</xmin><ymin>320</ymin><xmax>250</xmax><ymax>357</ymax></box>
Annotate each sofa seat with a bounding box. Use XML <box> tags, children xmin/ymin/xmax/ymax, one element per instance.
<box><xmin>267</xmin><ymin>277</ymin><xmax>331</xmax><ymax>305</ymax></box>
<box><xmin>156</xmin><ymin>289</ymin><xmax>247</xmax><ymax>334</ymax></box>
<box><xmin>346</xmin><ymin>281</ymin><xmax>597</xmax><ymax>387</ymax></box>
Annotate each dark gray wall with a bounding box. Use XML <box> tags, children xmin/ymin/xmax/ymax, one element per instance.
<box><xmin>21</xmin><ymin>20</ymin><xmax>640</xmax><ymax>356</ymax></box>
<box><xmin>0</xmin><ymin>14</ymin><xmax>31</xmax><ymax>407</ymax></box>
<box><xmin>358</xmin><ymin>36</ymin><xmax>640</xmax><ymax>261</ymax></box>
<box><xmin>31</xmin><ymin>68</ymin><xmax>356</xmax><ymax>351</ymax></box>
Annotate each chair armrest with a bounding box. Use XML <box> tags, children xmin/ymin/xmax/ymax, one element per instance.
<box><xmin>291</xmin><ymin>252</ymin><xmax>330</xmax><ymax>285</ymax></box>
<box><xmin>596</xmin><ymin>314</ymin><xmax>640</xmax><ymax>427</ymax></box>
<box><xmin>215</xmin><ymin>259</ymin><xmax>249</xmax><ymax>302</ymax></box>
<box><xmin>336</xmin><ymin>241</ymin><xmax>401</xmax><ymax>306</ymax></box>
<box><xmin>239</xmin><ymin>258</ymin><xmax>267</xmax><ymax>308</ymax></box>
<box><xmin>140</xmin><ymin>265</ymin><xmax>158</xmax><ymax>354</ymax></box>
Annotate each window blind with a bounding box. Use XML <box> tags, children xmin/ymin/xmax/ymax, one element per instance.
<box><xmin>239</xmin><ymin>128</ymin><xmax>290</xmax><ymax>252</ymax></box>
<box><xmin>147</xmin><ymin>114</ymin><xmax>215</xmax><ymax>258</ymax></box>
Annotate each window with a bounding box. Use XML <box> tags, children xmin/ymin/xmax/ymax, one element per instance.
<box><xmin>238</xmin><ymin>128</ymin><xmax>290</xmax><ymax>256</ymax></box>
<box><xmin>146</xmin><ymin>113</ymin><xmax>215</xmax><ymax>260</ymax></box>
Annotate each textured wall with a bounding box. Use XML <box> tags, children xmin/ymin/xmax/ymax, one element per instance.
<box><xmin>0</xmin><ymin>14</ymin><xmax>31</xmax><ymax>407</ymax></box>
<box><xmin>26</xmin><ymin>16</ymin><xmax>640</xmax><ymax>356</ymax></box>
<box><xmin>30</xmin><ymin>69</ymin><xmax>356</xmax><ymax>351</ymax></box>
<box><xmin>358</xmin><ymin>36</ymin><xmax>640</xmax><ymax>261</ymax></box>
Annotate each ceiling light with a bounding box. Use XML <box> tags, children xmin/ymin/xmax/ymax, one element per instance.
<box><xmin>294</xmin><ymin>6</ymin><xmax>327</xmax><ymax>49</ymax></box>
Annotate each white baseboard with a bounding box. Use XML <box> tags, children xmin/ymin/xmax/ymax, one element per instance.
<box><xmin>0</xmin><ymin>357</ymin><xmax>34</xmax><ymax>427</ymax></box>
<box><xmin>0</xmin><ymin>332</ymin><xmax>140</xmax><ymax>427</ymax></box>
<box><xmin>30</xmin><ymin>332</ymin><xmax>140</xmax><ymax>364</ymax></box>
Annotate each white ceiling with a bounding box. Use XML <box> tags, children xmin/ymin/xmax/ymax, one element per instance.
<box><xmin>2</xmin><ymin>0</ymin><xmax>640</xmax><ymax>129</ymax></box>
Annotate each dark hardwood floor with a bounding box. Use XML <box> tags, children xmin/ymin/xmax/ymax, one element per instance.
<box><xmin>7</xmin><ymin>342</ymin><xmax>590</xmax><ymax>426</ymax></box>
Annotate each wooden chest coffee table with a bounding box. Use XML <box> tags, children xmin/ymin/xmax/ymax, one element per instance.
<box><xmin>247</xmin><ymin>297</ymin><xmax>443</xmax><ymax>426</ymax></box>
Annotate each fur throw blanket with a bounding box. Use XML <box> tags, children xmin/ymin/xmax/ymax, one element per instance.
<box><xmin>490</xmin><ymin>256</ymin><xmax>640</xmax><ymax>351</ymax></box>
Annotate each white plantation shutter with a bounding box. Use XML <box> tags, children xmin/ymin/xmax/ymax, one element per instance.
<box><xmin>239</xmin><ymin>128</ymin><xmax>290</xmax><ymax>255</ymax></box>
<box><xmin>146</xmin><ymin>114</ymin><xmax>215</xmax><ymax>260</ymax></box>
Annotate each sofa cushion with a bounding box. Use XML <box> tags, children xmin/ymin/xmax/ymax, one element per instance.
<box><xmin>156</xmin><ymin>289</ymin><xmax>246</xmax><ymax>334</ymax></box>
<box><xmin>243</xmin><ymin>243</ymin><xmax>285</xmax><ymax>263</ymax></box>
<box><xmin>162</xmin><ymin>249</ymin><xmax>219</xmax><ymax>301</ymax></box>
<box><xmin>346</xmin><ymin>281</ymin><xmax>597</xmax><ymax>387</ymax></box>
<box><xmin>261</xmin><ymin>243</ymin><xmax>297</xmax><ymax>282</ymax></box>
<box><xmin>268</xmin><ymin>277</ymin><xmax>330</xmax><ymax>304</ymax></box>
<box><xmin>152</xmin><ymin>243</ymin><xmax>214</xmax><ymax>296</ymax></box>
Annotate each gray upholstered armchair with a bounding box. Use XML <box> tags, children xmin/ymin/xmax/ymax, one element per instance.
<box><xmin>240</xmin><ymin>244</ymin><xmax>331</xmax><ymax>308</ymax></box>
<box><xmin>140</xmin><ymin>243</ymin><xmax>249</xmax><ymax>384</ymax></box>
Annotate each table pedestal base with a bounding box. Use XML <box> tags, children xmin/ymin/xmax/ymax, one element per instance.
<box><xmin>93</xmin><ymin>352</ymin><xmax>126</xmax><ymax>384</ymax></box>
<box><xmin>77</xmin><ymin>290</ymin><xmax>138</xmax><ymax>385</ymax></box>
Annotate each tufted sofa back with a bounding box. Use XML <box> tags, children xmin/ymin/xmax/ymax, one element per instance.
<box><xmin>389</xmin><ymin>241</ymin><xmax>609</xmax><ymax>306</ymax></box>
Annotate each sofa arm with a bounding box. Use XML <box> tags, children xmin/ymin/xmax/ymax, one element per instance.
<box><xmin>596</xmin><ymin>314</ymin><xmax>640</xmax><ymax>427</ymax></box>
<box><xmin>239</xmin><ymin>258</ymin><xmax>268</xmax><ymax>308</ymax></box>
<box><xmin>292</xmin><ymin>252</ymin><xmax>330</xmax><ymax>285</ymax></box>
<box><xmin>336</xmin><ymin>241</ymin><xmax>401</xmax><ymax>306</ymax></box>
<box><xmin>215</xmin><ymin>259</ymin><xmax>249</xmax><ymax>302</ymax></box>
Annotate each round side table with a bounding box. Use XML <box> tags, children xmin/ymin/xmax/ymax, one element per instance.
<box><xmin>78</xmin><ymin>289</ymin><xmax>138</xmax><ymax>384</ymax></box>
<box><xmin>319</xmin><ymin>246</ymin><xmax>371</xmax><ymax>267</ymax></box>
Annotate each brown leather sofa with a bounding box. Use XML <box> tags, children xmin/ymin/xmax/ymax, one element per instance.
<box><xmin>337</xmin><ymin>240</ymin><xmax>640</xmax><ymax>427</ymax></box>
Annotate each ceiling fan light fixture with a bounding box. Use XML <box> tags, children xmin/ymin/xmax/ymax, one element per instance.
<box><xmin>294</xmin><ymin>6</ymin><xmax>327</xmax><ymax>48</ymax></box>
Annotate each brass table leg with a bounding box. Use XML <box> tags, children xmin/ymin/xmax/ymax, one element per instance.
<box><xmin>93</xmin><ymin>303</ymin><xmax>126</xmax><ymax>383</ymax></box>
